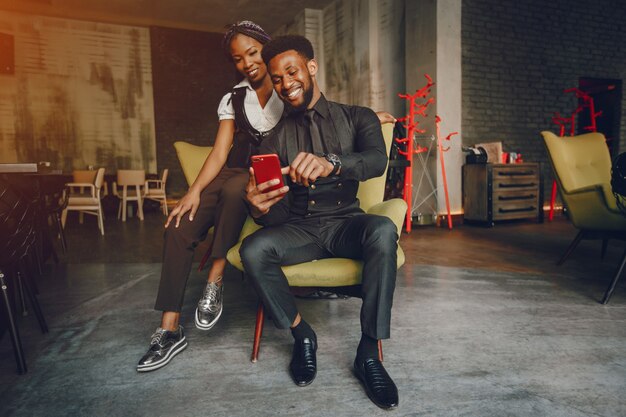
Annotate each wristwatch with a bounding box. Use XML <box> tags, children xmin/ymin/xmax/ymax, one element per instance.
<box><xmin>324</xmin><ymin>153</ymin><xmax>342</xmax><ymax>176</ymax></box>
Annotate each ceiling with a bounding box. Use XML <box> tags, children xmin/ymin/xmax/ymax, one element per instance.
<box><xmin>0</xmin><ymin>0</ymin><xmax>335</xmax><ymax>33</ymax></box>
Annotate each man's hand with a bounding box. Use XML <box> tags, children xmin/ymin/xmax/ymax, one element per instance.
<box><xmin>246</xmin><ymin>167</ymin><xmax>290</xmax><ymax>218</ymax></box>
<box><xmin>289</xmin><ymin>152</ymin><xmax>334</xmax><ymax>187</ymax></box>
<box><xmin>165</xmin><ymin>188</ymin><xmax>201</xmax><ymax>228</ymax></box>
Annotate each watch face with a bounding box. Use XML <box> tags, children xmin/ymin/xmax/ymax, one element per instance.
<box><xmin>325</xmin><ymin>153</ymin><xmax>341</xmax><ymax>175</ymax></box>
<box><xmin>326</xmin><ymin>153</ymin><xmax>340</xmax><ymax>165</ymax></box>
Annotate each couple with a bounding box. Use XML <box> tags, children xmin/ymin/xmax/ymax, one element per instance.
<box><xmin>137</xmin><ymin>21</ymin><xmax>400</xmax><ymax>410</ymax></box>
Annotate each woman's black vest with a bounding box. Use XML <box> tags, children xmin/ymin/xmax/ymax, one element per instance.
<box><xmin>226</xmin><ymin>87</ymin><xmax>274</xmax><ymax>168</ymax></box>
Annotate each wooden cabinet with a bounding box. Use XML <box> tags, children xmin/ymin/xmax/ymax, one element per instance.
<box><xmin>463</xmin><ymin>163</ymin><xmax>543</xmax><ymax>225</ymax></box>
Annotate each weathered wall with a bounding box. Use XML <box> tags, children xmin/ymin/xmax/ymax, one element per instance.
<box><xmin>0</xmin><ymin>11</ymin><xmax>156</xmax><ymax>173</ymax></box>
<box><xmin>322</xmin><ymin>0</ymin><xmax>405</xmax><ymax>116</ymax></box>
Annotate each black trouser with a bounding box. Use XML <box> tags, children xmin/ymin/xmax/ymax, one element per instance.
<box><xmin>239</xmin><ymin>214</ymin><xmax>398</xmax><ymax>340</ymax></box>
<box><xmin>154</xmin><ymin>168</ymin><xmax>248</xmax><ymax>312</ymax></box>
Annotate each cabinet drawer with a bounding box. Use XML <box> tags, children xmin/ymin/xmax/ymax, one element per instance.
<box><xmin>493</xmin><ymin>189</ymin><xmax>539</xmax><ymax>203</ymax></box>
<box><xmin>493</xmin><ymin>201</ymin><xmax>539</xmax><ymax>220</ymax></box>
<box><xmin>492</xmin><ymin>167</ymin><xmax>539</xmax><ymax>191</ymax></box>
<box><xmin>493</xmin><ymin>190</ymin><xmax>539</xmax><ymax>220</ymax></box>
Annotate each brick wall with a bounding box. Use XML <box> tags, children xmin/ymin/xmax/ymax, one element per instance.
<box><xmin>462</xmin><ymin>0</ymin><xmax>626</xmax><ymax>195</ymax></box>
<box><xmin>150</xmin><ymin>26</ymin><xmax>237</xmax><ymax>195</ymax></box>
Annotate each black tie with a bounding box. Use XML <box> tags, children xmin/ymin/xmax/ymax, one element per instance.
<box><xmin>304</xmin><ymin>110</ymin><xmax>324</xmax><ymax>155</ymax></box>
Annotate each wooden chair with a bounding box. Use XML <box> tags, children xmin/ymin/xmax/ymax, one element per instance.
<box><xmin>144</xmin><ymin>169</ymin><xmax>169</xmax><ymax>215</ymax></box>
<box><xmin>62</xmin><ymin>168</ymin><xmax>105</xmax><ymax>235</ymax></box>
<box><xmin>226</xmin><ymin>123</ymin><xmax>407</xmax><ymax>362</ymax></box>
<box><xmin>113</xmin><ymin>170</ymin><xmax>146</xmax><ymax>222</ymax></box>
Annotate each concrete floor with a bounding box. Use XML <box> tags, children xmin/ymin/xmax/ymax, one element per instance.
<box><xmin>1</xmin><ymin>210</ymin><xmax>625</xmax><ymax>416</ymax></box>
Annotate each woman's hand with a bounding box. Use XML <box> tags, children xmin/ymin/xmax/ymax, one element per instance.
<box><xmin>165</xmin><ymin>188</ymin><xmax>201</xmax><ymax>228</ymax></box>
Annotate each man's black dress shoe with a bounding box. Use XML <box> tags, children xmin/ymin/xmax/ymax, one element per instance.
<box><xmin>354</xmin><ymin>357</ymin><xmax>399</xmax><ymax>409</ymax></box>
<box><xmin>290</xmin><ymin>337</ymin><xmax>317</xmax><ymax>386</ymax></box>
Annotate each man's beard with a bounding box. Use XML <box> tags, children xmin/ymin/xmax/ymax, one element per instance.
<box><xmin>285</xmin><ymin>81</ymin><xmax>314</xmax><ymax>112</ymax></box>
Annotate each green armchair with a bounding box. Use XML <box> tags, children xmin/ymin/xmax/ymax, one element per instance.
<box><xmin>541</xmin><ymin>131</ymin><xmax>626</xmax><ymax>303</ymax></box>
<box><xmin>173</xmin><ymin>141</ymin><xmax>216</xmax><ymax>270</ymax></box>
<box><xmin>173</xmin><ymin>141</ymin><xmax>213</xmax><ymax>186</ymax></box>
<box><xmin>226</xmin><ymin>123</ymin><xmax>407</xmax><ymax>361</ymax></box>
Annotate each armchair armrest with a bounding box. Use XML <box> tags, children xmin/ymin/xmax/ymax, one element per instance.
<box><xmin>66</xmin><ymin>182</ymin><xmax>94</xmax><ymax>188</ymax></box>
<box><xmin>563</xmin><ymin>183</ymin><xmax>621</xmax><ymax>214</ymax></box>
<box><xmin>146</xmin><ymin>179</ymin><xmax>163</xmax><ymax>189</ymax></box>
<box><xmin>366</xmin><ymin>198</ymin><xmax>408</xmax><ymax>234</ymax></box>
<box><xmin>66</xmin><ymin>182</ymin><xmax>96</xmax><ymax>198</ymax></box>
<box><xmin>565</xmin><ymin>184</ymin><xmax>604</xmax><ymax>195</ymax></box>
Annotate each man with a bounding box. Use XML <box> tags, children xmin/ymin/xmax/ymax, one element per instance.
<box><xmin>240</xmin><ymin>35</ymin><xmax>399</xmax><ymax>410</ymax></box>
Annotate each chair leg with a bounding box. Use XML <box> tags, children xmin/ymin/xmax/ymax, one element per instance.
<box><xmin>0</xmin><ymin>271</ymin><xmax>27</xmax><ymax>374</ymax></box>
<box><xmin>19</xmin><ymin>260</ymin><xmax>48</xmax><ymax>333</ymax></box>
<box><xmin>137</xmin><ymin>187</ymin><xmax>144</xmax><ymax>221</ymax></box>
<box><xmin>197</xmin><ymin>242</ymin><xmax>214</xmax><ymax>272</ymax></box>
<box><xmin>61</xmin><ymin>208</ymin><xmax>68</xmax><ymax>228</ymax></box>
<box><xmin>98</xmin><ymin>203</ymin><xmax>105</xmax><ymax>235</ymax></box>
<box><xmin>378</xmin><ymin>340</ymin><xmax>383</xmax><ymax>362</ymax></box>
<box><xmin>122</xmin><ymin>188</ymin><xmax>127</xmax><ymax>222</ymax></box>
<box><xmin>56</xmin><ymin>212</ymin><xmax>68</xmax><ymax>253</ymax></box>
<box><xmin>16</xmin><ymin>271</ymin><xmax>28</xmax><ymax>317</ymax></box>
<box><xmin>601</xmin><ymin>239</ymin><xmax>608</xmax><ymax>260</ymax></box>
<box><xmin>601</xmin><ymin>247</ymin><xmax>626</xmax><ymax>305</ymax></box>
<box><xmin>251</xmin><ymin>301</ymin><xmax>265</xmax><ymax>363</ymax></box>
<box><xmin>557</xmin><ymin>230</ymin><xmax>585</xmax><ymax>265</ymax></box>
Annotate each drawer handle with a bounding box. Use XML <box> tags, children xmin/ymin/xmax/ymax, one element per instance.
<box><xmin>498</xmin><ymin>206</ymin><xmax>536</xmax><ymax>213</ymax></box>
<box><xmin>497</xmin><ymin>171</ymin><xmax>535</xmax><ymax>176</ymax></box>
<box><xmin>498</xmin><ymin>194</ymin><xmax>536</xmax><ymax>201</ymax></box>
<box><xmin>498</xmin><ymin>183</ymin><xmax>536</xmax><ymax>188</ymax></box>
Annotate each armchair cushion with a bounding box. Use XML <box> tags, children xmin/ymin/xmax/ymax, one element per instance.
<box><xmin>225</xmin><ymin>198</ymin><xmax>407</xmax><ymax>286</ymax></box>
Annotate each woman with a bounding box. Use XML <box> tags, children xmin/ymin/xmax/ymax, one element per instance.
<box><xmin>137</xmin><ymin>21</ymin><xmax>283</xmax><ymax>372</ymax></box>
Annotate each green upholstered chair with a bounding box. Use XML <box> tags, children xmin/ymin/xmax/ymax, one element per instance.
<box><xmin>226</xmin><ymin>123</ymin><xmax>407</xmax><ymax>361</ymax></box>
<box><xmin>173</xmin><ymin>141</ymin><xmax>214</xmax><ymax>270</ymax></box>
<box><xmin>541</xmin><ymin>131</ymin><xmax>626</xmax><ymax>303</ymax></box>
<box><xmin>173</xmin><ymin>141</ymin><xmax>213</xmax><ymax>186</ymax></box>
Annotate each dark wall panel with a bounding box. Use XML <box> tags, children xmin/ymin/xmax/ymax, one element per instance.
<box><xmin>150</xmin><ymin>26</ymin><xmax>237</xmax><ymax>195</ymax></box>
<box><xmin>462</xmin><ymin>0</ymin><xmax>626</xmax><ymax>194</ymax></box>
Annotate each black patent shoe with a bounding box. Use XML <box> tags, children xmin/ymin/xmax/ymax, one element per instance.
<box><xmin>354</xmin><ymin>357</ymin><xmax>399</xmax><ymax>409</ymax></box>
<box><xmin>136</xmin><ymin>326</ymin><xmax>188</xmax><ymax>372</ymax></box>
<box><xmin>289</xmin><ymin>337</ymin><xmax>317</xmax><ymax>386</ymax></box>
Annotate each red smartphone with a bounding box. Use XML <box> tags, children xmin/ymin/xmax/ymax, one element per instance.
<box><xmin>251</xmin><ymin>154</ymin><xmax>284</xmax><ymax>193</ymax></box>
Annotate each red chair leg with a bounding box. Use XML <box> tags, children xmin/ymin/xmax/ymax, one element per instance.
<box><xmin>378</xmin><ymin>339</ymin><xmax>383</xmax><ymax>362</ymax></box>
<box><xmin>251</xmin><ymin>301</ymin><xmax>265</xmax><ymax>363</ymax></box>
<box><xmin>197</xmin><ymin>247</ymin><xmax>211</xmax><ymax>271</ymax></box>
<box><xmin>548</xmin><ymin>180</ymin><xmax>557</xmax><ymax>221</ymax></box>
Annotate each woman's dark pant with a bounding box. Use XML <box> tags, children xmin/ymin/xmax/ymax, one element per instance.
<box><xmin>154</xmin><ymin>168</ymin><xmax>248</xmax><ymax>312</ymax></box>
<box><xmin>239</xmin><ymin>214</ymin><xmax>398</xmax><ymax>340</ymax></box>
